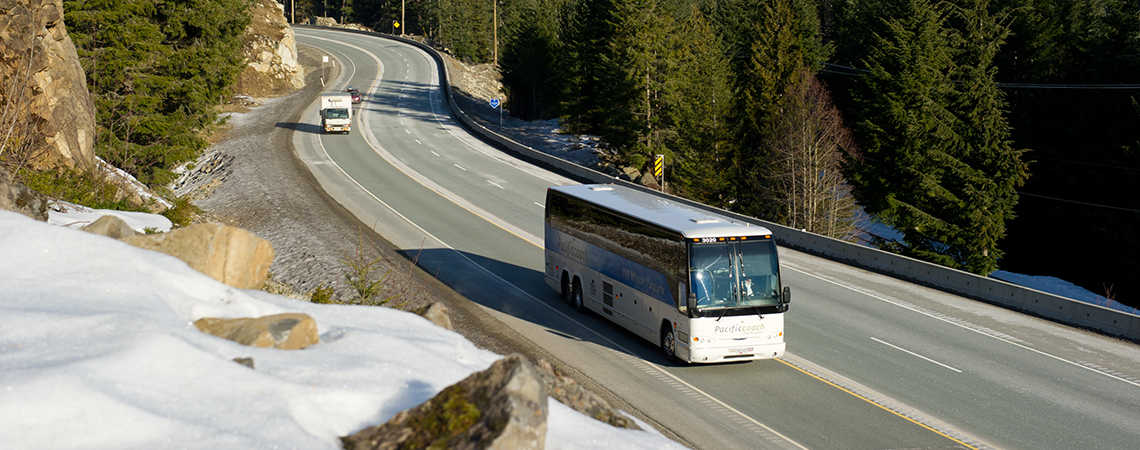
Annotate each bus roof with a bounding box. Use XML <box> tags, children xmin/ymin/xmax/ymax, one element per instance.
<box><xmin>550</xmin><ymin>184</ymin><xmax>773</xmax><ymax>239</ymax></box>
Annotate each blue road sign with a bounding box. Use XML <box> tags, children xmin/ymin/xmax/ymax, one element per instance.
<box><xmin>490</xmin><ymin>98</ymin><xmax>500</xmax><ymax>109</ymax></box>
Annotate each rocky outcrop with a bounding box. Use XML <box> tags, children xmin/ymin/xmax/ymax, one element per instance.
<box><xmin>234</xmin><ymin>0</ymin><xmax>304</xmax><ymax>97</ymax></box>
<box><xmin>342</xmin><ymin>354</ymin><xmax>548</xmax><ymax>450</ymax></box>
<box><xmin>534</xmin><ymin>359</ymin><xmax>637</xmax><ymax>430</ymax></box>
<box><xmin>0</xmin><ymin>167</ymin><xmax>48</xmax><ymax>221</ymax></box>
<box><xmin>80</xmin><ymin>214</ymin><xmax>139</xmax><ymax>239</ymax></box>
<box><xmin>312</xmin><ymin>16</ymin><xmax>338</xmax><ymax>27</ymax></box>
<box><xmin>194</xmin><ymin>313</ymin><xmax>319</xmax><ymax>350</ymax></box>
<box><xmin>124</xmin><ymin>223</ymin><xmax>275</xmax><ymax>289</ymax></box>
<box><xmin>418</xmin><ymin>302</ymin><xmax>454</xmax><ymax>331</ymax></box>
<box><xmin>0</xmin><ymin>0</ymin><xmax>96</xmax><ymax>171</ymax></box>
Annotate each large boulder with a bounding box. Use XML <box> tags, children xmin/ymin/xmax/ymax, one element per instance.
<box><xmin>534</xmin><ymin>359</ymin><xmax>637</xmax><ymax>430</ymax></box>
<box><xmin>123</xmin><ymin>223</ymin><xmax>274</xmax><ymax>289</ymax></box>
<box><xmin>234</xmin><ymin>0</ymin><xmax>304</xmax><ymax>97</ymax></box>
<box><xmin>0</xmin><ymin>167</ymin><xmax>48</xmax><ymax>221</ymax></box>
<box><xmin>418</xmin><ymin>302</ymin><xmax>454</xmax><ymax>331</ymax></box>
<box><xmin>342</xmin><ymin>354</ymin><xmax>548</xmax><ymax>450</ymax></box>
<box><xmin>80</xmin><ymin>214</ymin><xmax>139</xmax><ymax>240</ymax></box>
<box><xmin>0</xmin><ymin>0</ymin><xmax>96</xmax><ymax>171</ymax></box>
<box><xmin>312</xmin><ymin>16</ymin><xmax>338</xmax><ymax>27</ymax></box>
<box><xmin>194</xmin><ymin>313</ymin><xmax>319</xmax><ymax>350</ymax></box>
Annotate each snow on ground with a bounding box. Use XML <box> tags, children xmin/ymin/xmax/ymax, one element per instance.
<box><xmin>0</xmin><ymin>211</ymin><xmax>681</xmax><ymax>449</ymax></box>
<box><xmin>852</xmin><ymin>211</ymin><xmax>1136</xmax><ymax>314</ymax></box>
<box><xmin>96</xmin><ymin>157</ymin><xmax>173</xmax><ymax>210</ymax></box>
<box><xmin>46</xmin><ymin>200</ymin><xmax>172</xmax><ymax>233</ymax></box>
<box><xmin>991</xmin><ymin>271</ymin><xmax>1139</xmax><ymax>315</ymax></box>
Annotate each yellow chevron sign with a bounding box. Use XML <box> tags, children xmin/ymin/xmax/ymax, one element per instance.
<box><xmin>654</xmin><ymin>154</ymin><xmax>664</xmax><ymax>177</ymax></box>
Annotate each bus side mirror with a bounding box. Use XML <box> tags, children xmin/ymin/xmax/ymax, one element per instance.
<box><xmin>684</xmin><ymin>292</ymin><xmax>697</xmax><ymax>313</ymax></box>
<box><xmin>782</xmin><ymin>287</ymin><xmax>792</xmax><ymax>305</ymax></box>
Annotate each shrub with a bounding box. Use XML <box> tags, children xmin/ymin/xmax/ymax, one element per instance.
<box><xmin>310</xmin><ymin>283</ymin><xmax>336</xmax><ymax>304</ymax></box>
<box><xmin>18</xmin><ymin>167</ymin><xmax>140</xmax><ymax>211</ymax></box>
<box><xmin>162</xmin><ymin>195</ymin><xmax>200</xmax><ymax>227</ymax></box>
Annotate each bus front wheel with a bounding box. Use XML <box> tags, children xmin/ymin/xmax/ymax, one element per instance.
<box><xmin>660</xmin><ymin>325</ymin><xmax>677</xmax><ymax>361</ymax></box>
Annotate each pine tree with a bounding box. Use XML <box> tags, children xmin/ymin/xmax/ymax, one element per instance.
<box><xmin>847</xmin><ymin>0</ymin><xmax>961</xmax><ymax>267</ymax></box>
<box><xmin>500</xmin><ymin>0</ymin><xmax>566</xmax><ymax>120</ymax></box>
<box><xmin>663</xmin><ymin>5</ymin><xmax>733</xmax><ymax>204</ymax></box>
<box><xmin>64</xmin><ymin>0</ymin><xmax>251</xmax><ymax>185</ymax></box>
<box><xmin>559</xmin><ymin>0</ymin><xmax>620</xmax><ymax>136</ymax></box>
<box><xmin>943</xmin><ymin>0</ymin><xmax>1027</xmax><ymax>273</ymax></box>
<box><xmin>732</xmin><ymin>0</ymin><xmax>820</xmax><ymax>221</ymax></box>
<box><xmin>849</xmin><ymin>0</ymin><xmax>1026</xmax><ymax>273</ymax></box>
<box><xmin>604</xmin><ymin>0</ymin><xmax>675</xmax><ymax>167</ymax></box>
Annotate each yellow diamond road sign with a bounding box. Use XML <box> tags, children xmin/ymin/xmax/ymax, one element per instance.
<box><xmin>654</xmin><ymin>154</ymin><xmax>664</xmax><ymax>177</ymax></box>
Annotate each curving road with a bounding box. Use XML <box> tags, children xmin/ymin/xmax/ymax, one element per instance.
<box><xmin>292</xmin><ymin>27</ymin><xmax>1140</xmax><ymax>449</ymax></box>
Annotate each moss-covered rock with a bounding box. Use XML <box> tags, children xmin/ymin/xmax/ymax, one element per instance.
<box><xmin>341</xmin><ymin>354</ymin><xmax>547</xmax><ymax>450</ymax></box>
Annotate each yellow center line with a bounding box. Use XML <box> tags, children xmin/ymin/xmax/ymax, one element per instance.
<box><xmin>775</xmin><ymin>358</ymin><xmax>977</xmax><ymax>450</ymax></box>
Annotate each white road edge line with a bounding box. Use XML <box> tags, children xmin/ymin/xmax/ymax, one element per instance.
<box><xmin>304</xmin><ymin>33</ymin><xmax>543</xmax><ymax>247</ymax></box>
<box><xmin>870</xmin><ymin>337</ymin><xmax>963</xmax><ymax>373</ymax></box>
<box><xmin>785</xmin><ymin>264</ymin><xmax>1140</xmax><ymax>389</ymax></box>
<box><xmin>297</xmin><ymin>29</ymin><xmax>806</xmax><ymax>449</ymax></box>
<box><xmin>534</xmin><ymin>201</ymin><xmax>545</xmax><ymax>208</ymax></box>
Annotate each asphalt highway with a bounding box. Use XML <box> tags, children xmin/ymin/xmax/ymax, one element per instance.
<box><xmin>293</xmin><ymin>27</ymin><xmax>1140</xmax><ymax>449</ymax></box>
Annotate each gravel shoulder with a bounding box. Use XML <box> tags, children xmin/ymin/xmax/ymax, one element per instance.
<box><xmin>184</xmin><ymin>43</ymin><xmax>685</xmax><ymax>445</ymax></box>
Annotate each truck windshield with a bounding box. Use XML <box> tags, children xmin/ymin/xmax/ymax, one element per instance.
<box><xmin>689</xmin><ymin>240</ymin><xmax>781</xmax><ymax>311</ymax></box>
<box><xmin>325</xmin><ymin>108</ymin><xmax>349</xmax><ymax>119</ymax></box>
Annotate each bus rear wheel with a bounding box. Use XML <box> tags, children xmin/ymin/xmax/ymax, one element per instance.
<box><xmin>572</xmin><ymin>278</ymin><xmax>584</xmax><ymax>311</ymax></box>
<box><xmin>661</xmin><ymin>325</ymin><xmax>677</xmax><ymax>361</ymax></box>
<box><xmin>560</xmin><ymin>272</ymin><xmax>571</xmax><ymax>306</ymax></box>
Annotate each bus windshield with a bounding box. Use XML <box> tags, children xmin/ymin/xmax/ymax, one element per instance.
<box><xmin>689</xmin><ymin>240</ymin><xmax>781</xmax><ymax>311</ymax></box>
<box><xmin>325</xmin><ymin>108</ymin><xmax>349</xmax><ymax>119</ymax></box>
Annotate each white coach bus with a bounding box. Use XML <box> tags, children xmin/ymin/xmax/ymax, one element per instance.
<box><xmin>545</xmin><ymin>184</ymin><xmax>791</xmax><ymax>363</ymax></box>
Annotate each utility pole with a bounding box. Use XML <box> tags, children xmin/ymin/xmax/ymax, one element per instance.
<box><xmin>401</xmin><ymin>0</ymin><xmax>406</xmax><ymax>35</ymax></box>
<box><xmin>492</xmin><ymin>0</ymin><xmax>497</xmax><ymax>65</ymax></box>
<box><xmin>290</xmin><ymin>0</ymin><xmax>294</xmax><ymax>23</ymax></box>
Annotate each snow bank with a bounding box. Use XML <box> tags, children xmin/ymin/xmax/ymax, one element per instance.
<box><xmin>47</xmin><ymin>200</ymin><xmax>173</xmax><ymax>233</ymax></box>
<box><xmin>0</xmin><ymin>211</ymin><xmax>680</xmax><ymax>449</ymax></box>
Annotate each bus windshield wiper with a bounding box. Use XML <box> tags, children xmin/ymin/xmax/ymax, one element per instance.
<box><xmin>716</xmin><ymin>307</ymin><xmax>729</xmax><ymax>321</ymax></box>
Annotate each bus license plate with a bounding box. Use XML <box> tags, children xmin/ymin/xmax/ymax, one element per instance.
<box><xmin>730</xmin><ymin>347</ymin><xmax>754</xmax><ymax>354</ymax></box>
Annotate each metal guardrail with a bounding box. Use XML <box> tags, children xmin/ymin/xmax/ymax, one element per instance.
<box><xmin>296</xmin><ymin>25</ymin><xmax>1140</xmax><ymax>343</ymax></box>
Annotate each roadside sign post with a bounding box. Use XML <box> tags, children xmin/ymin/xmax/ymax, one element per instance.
<box><xmin>654</xmin><ymin>154</ymin><xmax>665</xmax><ymax>191</ymax></box>
<box><xmin>490</xmin><ymin>98</ymin><xmax>502</xmax><ymax>129</ymax></box>
<box><xmin>393</xmin><ymin>20</ymin><xmax>400</xmax><ymax>34</ymax></box>
<box><xmin>320</xmin><ymin>55</ymin><xmax>329</xmax><ymax>86</ymax></box>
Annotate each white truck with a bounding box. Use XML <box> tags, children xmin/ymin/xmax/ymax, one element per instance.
<box><xmin>320</xmin><ymin>93</ymin><xmax>353</xmax><ymax>134</ymax></box>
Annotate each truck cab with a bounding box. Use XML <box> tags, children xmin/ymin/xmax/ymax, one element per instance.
<box><xmin>320</xmin><ymin>93</ymin><xmax>353</xmax><ymax>134</ymax></box>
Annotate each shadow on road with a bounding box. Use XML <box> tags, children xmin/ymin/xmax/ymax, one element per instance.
<box><xmin>396</xmin><ymin>247</ymin><xmax>699</xmax><ymax>368</ymax></box>
<box><xmin>276</xmin><ymin>121</ymin><xmax>323</xmax><ymax>134</ymax></box>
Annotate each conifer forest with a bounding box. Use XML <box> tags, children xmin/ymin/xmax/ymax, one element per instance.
<box><xmin>77</xmin><ymin>0</ymin><xmax>1140</xmax><ymax>306</ymax></box>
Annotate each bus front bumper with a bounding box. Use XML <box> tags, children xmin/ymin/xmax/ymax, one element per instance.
<box><xmin>684</xmin><ymin>341</ymin><xmax>785</xmax><ymax>363</ymax></box>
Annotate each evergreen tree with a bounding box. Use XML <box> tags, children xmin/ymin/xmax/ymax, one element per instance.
<box><xmin>849</xmin><ymin>0</ymin><xmax>1025</xmax><ymax>273</ymax></box>
<box><xmin>603</xmin><ymin>0</ymin><xmax>675</xmax><ymax>167</ymax></box>
<box><xmin>65</xmin><ymin>0</ymin><xmax>251</xmax><ymax>185</ymax></box>
<box><xmin>500</xmin><ymin>0</ymin><xmax>565</xmax><ymax>119</ymax></box>
<box><xmin>944</xmin><ymin>0</ymin><xmax>1028</xmax><ymax>273</ymax></box>
<box><xmin>662</xmin><ymin>5</ymin><xmax>733</xmax><ymax>204</ymax></box>
<box><xmin>559</xmin><ymin>0</ymin><xmax>620</xmax><ymax>136</ymax></box>
<box><xmin>732</xmin><ymin>0</ymin><xmax>821</xmax><ymax>221</ymax></box>
<box><xmin>847</xmin><ymin>0</ymin><xmax>961</xmax><ymax>267</ymax></box>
